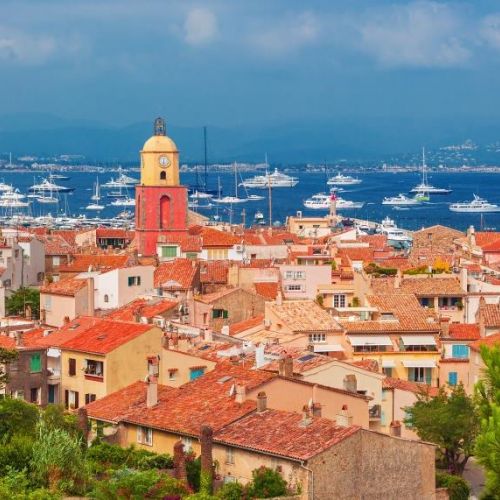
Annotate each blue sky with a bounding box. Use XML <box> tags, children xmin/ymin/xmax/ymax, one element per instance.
<box><xmin>2</xmin><ymin>0</ymin><xmax>500</xmax><ymax>129</ymax></box>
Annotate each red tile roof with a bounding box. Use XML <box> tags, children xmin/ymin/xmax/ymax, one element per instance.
<box><xmin>475</xmin><ymin>232</ymin><xmax>500</xmax><ymax>249</ymax></box>
<box><xmin>96</xmin><ymin>227</ymin><xmax>135</xmax><ymax>240</ymax></box>
<box><xmin>254</xmin><ymin>282</ymin><xmax>279</xmax><ymax>301</ymax></box>
<box><xmin>447</xmin><ymin>323</ymin><xmax>480</xmax><ymax>340</ymax></box>
<box><xmin>58</xmin><ymin>254</ymin><xmax>130</xmax><ymax>273</ymax></box>
<box><xmin>0</xmin><ymin>328</ymin><xmax>46</xmax><ymax>350</ymax></box>
<box><xmin>400</xmin><ymin>277</ymin><xmax>465</xmax><ymax>296</ymax></box>
<box><xmin>154</xmin><ymin>259</ymin><xmax>198</xmax><ymax>289</ymax></box>
<box><xmin>383</xmin><ymin>377</ymin><xmax>439</xmax><ymax>396</ymax></box>
<box><xmin>215</xmin><ymin>409</ymin><xmax>360</xmax><ymax>461</ymax></box>
<box><xmin>40</xmin><ymin>277</ymin><xmax>87</xmax><ymax>296</ymax></box>
<box><xmin>105</xmin><ymin>298</ymin><xmax>178</xmax><ymax>322</ymax></box>
<box><xmin>160</xmin><ymin>233</ymin><xmax>202</xmax><ymax>253</ymax></box>
<box><xmin>479</xmin><ymin>302</ymin><xmax>500</xmax><ymax>327</ymax></box>
<box><xmin>200</xmin><ymin>261</ymin><xmax>229</xmax><ymax>284</ymax></box>
<box><xmin>229</xmin><ymin>315</ymin><xmax>264</xmax><ymax>336</ymax></box>
<box><xmin>190</xmin><ymin>226</ymin><xmax>240</xmax><ymax>247</ymax></box>
<box><xmin>37</xmin><ymin>234</ymin><xmax>76</xmax><ymax>256</ymax></box>
<box><xmin>470</xmin><ymin>332</ymin><xmax>500</xmax><ymax>352</ymax></box>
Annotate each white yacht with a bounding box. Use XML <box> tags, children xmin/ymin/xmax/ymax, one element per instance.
<box><xmin>110</xmin><ymin>196</ymin><xmax>136</xmax><ymax>207</ymax></box>
<box><xmin>0</xmin><ymin>190</ymin><xmax>30</xmax><ymax>208</ymax></box>
<box><xmin>304</xmin><ymin>193</ymin><xmax>364</xmax><ymax>210</ymax></box>
<box><xmin>213</xmin><ymin>196</ymin><xmax>247</xmax><ymax>204</ymax></box>
<box><xmin>247</xmin><ymin>194</ymin><xmax>265</xmax><ymax>201</ymax></box>
<box><xmin>382</xmin><ymin>194</ymin><xmax>420</xmax><ymax>206</ymax></box>
<box><xmin>0</xmin><ymin>181</ymin><xmax>13</xmax><ymax>192</ymax></box>
<box><xmin>240</xmin><ymin>168</ymin><xmax>298</xmax><ymax>188</ymax></box>
<box><xmin>410</xmin><ymin>148</ymin><xmax>452</xmax><ymax>195</ymax></box>
<box><xmin>102</xmin><ymin>169</ymin><xmax>138</xmax><ymax>189</ymax></box>
<box><xmin>86</xmin><ymin>178</ymin><xmax>104</xmax><ymax>211</ymax></box>
<box><xmin>327</xmin><ymin>173</ymin><xmax>362</xmax><ymax>186</ymax></box>
<box><xmin>254</xmin><ymin>211</ymin><xmax>265</xmax><ymax>225</ymax></box>
<box><xmin>377</xmin><ymin>217</ymin><xmax>413</xmax><ymax>247</ymax></box>
<box><xmin>29</xmin><ymin>177</ymin><xmax>74</xmax><ymax>193</ymax></box>
<box><xmin>190</xmin><ymin>190</ymin><xmax>213</xmax><ymax>200</ymax></box>
<box><xmin>449</xmin><ymin>195</ymin><xmax>500</xmax><ymax>213</ymax></box>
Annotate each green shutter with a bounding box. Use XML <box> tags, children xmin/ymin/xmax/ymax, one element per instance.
<box><xmin>161</xmin><ymin>246</ymin><xmax>177</xmax><ymax>258</ymax></box>
<box><xmin>223</xmin><ymin>310</ymin><xmax>229</xmax><ymax>319</ymax></box>
<box><xmin>30</xmin><ymin>354</ymin><xmax>41</xmax><ymax>373</ymax></box>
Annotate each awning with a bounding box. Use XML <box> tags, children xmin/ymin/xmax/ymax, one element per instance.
<box><xmin>400</xmin><ymin>335</ymin><xmax>437</xmax><ymax>346</ymax></box>
<box><xmin>47</xmin><ymin>348</ymin><xmax>61</xmax><ymax>358</ymax></box>
<box><xmin>402</xmin><ymin>359</ymin><xmax>436</xmax><ymax>368</ymax></box>
<box><xmin>382</xmin><ymin>360</ymin><xmax>396</xmax><ymax>368</ymax></box>
<box><xmin>313</xmin><ymin>344</ymin><xmax>344</xmax><ymax>353</ymax></box>
<box><xmin>348</xmin><ymin>335</ymin><xmax>392</xmax><ymax>347</ymax></box>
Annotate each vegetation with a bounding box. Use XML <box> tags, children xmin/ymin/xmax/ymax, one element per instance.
<box><xmin>6</xmin><ymin>287</ymin><xmax>40</xmax><ymax>318</ymax></box>
<box><xmin>404</xmin><ymin>385</ymin><xmax>479</xmax><ymax>474</ymax></box>
<box><xmin>364</xmin><ymin>263</ymin><xmax>397</xmax><ymax>276</ymax></box>
<box><xmin>246</xmin><ymin>466</ymin><xmax>288</xmax><ymax>498</ymax></box>
<box><xmin>474</xmin><ymin>345</ymin><xmax>500</xmax><ymax>498</ymax></box>
<box><xmin>0</xmin><ymin>397</ymin><xmax>39</xmax><ymax>439</ymax></box>
<box><xmin>0</xmin><ymin>347</ymin><xmax>18</xmax><ymax>389</ymax></box>
<box><xmin>436</xmin><ymin>472</ymin><xmax>470</xmax><ymax>500</ymax></box>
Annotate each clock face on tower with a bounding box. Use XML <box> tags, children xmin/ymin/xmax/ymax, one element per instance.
<box><xmin>159</xmin><ymin>155</ymin><xmax>170</xmax><ymax>167</ymax></box>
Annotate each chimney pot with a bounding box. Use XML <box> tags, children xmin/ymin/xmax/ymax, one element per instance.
<box><xmin>301</xmin><ymin>404</ymin><xmax>312</xmax><ymax>427</ymax></box>
<box><xmin>257</xmin><ymin>391</ymin><xmax>267</xmax><ymax>413</ymax></box>
<box><xmin>390</xmin><ymin>420</ymin><xmax>402</xmax><ymax>437</ymax></box>
<box><xmin>146</xmin><ymin>374</ymin><xmax>158</xmax><ymax>408</ymax></box>
<box><xmin>337</xmin><ymin>405</ymin><xmax>353</xmax><ymax>427</ymax></box>
<box><xmin>235</xmin><ymin>384</ymin><xmax>246</xmax><ymax>404</ymax></box>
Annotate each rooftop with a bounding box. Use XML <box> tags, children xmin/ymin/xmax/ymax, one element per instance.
<box><xmin>40</xmin><ymin>277</ymin><xmax>87</xmax><ymax>296</ymax></box>
<box><xmin>470</xmin><ymin>332</ymin><xmax>500</xmax><ymax>352</ymax></box>
<box><xmin>58</xmin><ymin>254</ymin><xmax>130</xmax><ymax>273</ymax></box>
<box><xmin>447</xmin><ymin>323</ymin><xmax>481</xmax><ymax>340</ymax></box>
<box><xmin>479</xmin><ymin>302</ymin><xmax>500</xmax><ymax>327</ymax></box>
<box><xmin>154</xmin><ymin>259</ymin><xmax>198</xmax><ymax>289</ymax></box>
<box><xmin>399</xmin><ymin>277</ymin><xmax>465</xmax><ymax>296</ymax></box>
<box><xmin>254</xmin><ymin>282</ymin><xmax>280</xmax><ymax>301</ymax></box>
<box><xmin>383</xmin><ymin>377</ymin><xmax>440</xmax><ymax>396</ymax></box>
<box><xmin>105</xmin><ymin>298</ymin><xmax>178</xmax><ymax>322</ymax></box>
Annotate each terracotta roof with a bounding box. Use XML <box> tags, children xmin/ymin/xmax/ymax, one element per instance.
<box><xmin>254</xmin><ymin>282</ymin><xmax>279</xmax><ymax>301</ymax></box>
<box><xmin>263</xmin><ymin>349</ymin><xmax>335</xmax><ymax>374</ymax></box>
<box><xmin>0</xmin><ymin>328</ymin><xmax>46</xmax><ymax>350</ymax></box>
<box><xmin>475</xmin><ymin>232</ymin><xmax>500</xmax><ymax>249</ymax></box>
<box><xmin>40</xmin><ymin>277</ymin><xmax>87</xmax><ymax>296</ymax></box>
<box><xmin>52</xmin><ymin>230</ymin><xmax>79</xmax><ymax>246</ymax></box>
<box><xmin>159</xmin><ymin>233</ymin><xmax>202</xmax><ymax>253</ymax></box>
<box><xmin>470</xmin><ymin>332</ymin><xmax>500</xmax><ymax>352</ymax></box>
<box><xmin>268</xmin><ymin>300</ymin><xmax>342</xmax><ymax>332</ymax></box>
<box><xmin>96</xmin><ymin>227</ymin><xmax>135</xmax><ymax>240</ymax></box>
<box><xmin>383</xmin><ymin>377</ymin><xmax>439</xmax><ymax>396</ymax></box>
<box><xmin>154</xmin><ymin>259</ymin><xmax>198</xmax><ymax>289</ymax></box>
<box><xmin>447</xmin><ymin>323</ymin><xmax>480</xmax><ymax>340</ymax></box>
<box><xmin>200</xmin><ymin>261</ymin><xmax>229</xmax><ymax>284</ymax></box>
<box><xmin>37</xmin><ymin>234</ymin><xmax>76</xmax><ymax>256</ymax></box>
<box><xmin>105</xmin><ymin>298</ymin><xmax>178</xmax><ymax>322</ymax></box>
<box><xmin>339</xmin><ymin>247</ymin><xmax>375</xmax><ymax>264</ymax></box>
<box><xmin>58</xmin><ymin>254</ymin><xmax>129</xmax><ymax>273</ymax></box>
<box><xmin>400</xmin><ymin>277</ymin><xmax>464</xmax><ymax>296</ymax></box>
<box><xmin>189</xmin><ymin>226</ymin><xmax>240</xmax><ymax>247</ymax></box>
<box><xmin>229</xmin><ymin>315</ymin><xmax>264</xmax><ymax>336</ymax></box>
<box><xmin>53</xmin><ymin>317</ymin><xmax>153</xmax><ymax>355</ymax></box>
<box><xmin>196</xmin><ymin>287</ymin><xmax>246</xmax><ymax>304</ymax></box>
<box><xmin>215</xmin><ymin>409</ymin><xmax>360</xmax><ymax>461</ymax></box>
<box><xmin>412</xmin><ymin>225</ymin><xmax>463</xmax><ymax>252</ymax></box>
<box><xmin>479</xmin><ymin>302</ymin><xmax>500</xmax><ymax>327</ymax></box>
<box><xmin>358</xmin><ymin>234</ymin><xmax>388</xmax><ymax>249</ymax></box>
<box><xmin>31</xmin><ymin>317</ymin><xmax>100</xmax><ymax>348</ymax></box>
<box><xmin>350</xmin><ymin>359</ymin><xmax>380</xmax><ymax>373</ymax></box>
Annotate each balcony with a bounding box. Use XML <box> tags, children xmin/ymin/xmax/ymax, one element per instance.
<box><xmin>47</xmin><ymin>368</ymin><xmax>61</xmax><ymax>381</ymax></box>
<box><xmin>369</xmin><ymin>404</ymin><xmax>382</xmax><ymax>420</ymax></box>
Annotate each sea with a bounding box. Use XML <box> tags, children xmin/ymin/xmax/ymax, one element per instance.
<box><xmin>0</xmin><ymin>170</ymin><xmax>499</xmax><ymax>232</ymax></box>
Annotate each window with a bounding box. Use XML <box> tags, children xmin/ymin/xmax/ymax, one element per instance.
<box><xmin>402</xmin><ymin>344</ymin><xmax>438</xmax><ymax>352</ymax></box>
<box><xmin>382</xmin><ymin>367</ymin><xmax>393</xmax><ymax>377</ymax></box>
<box><xmin>30</xmin><ymin>388</ymin><xmax>40</xmax><ymax>404</ymax></box>
<box><xmin>182</xmin><ymin>437</ymin><xmax>192</xmax><ymax>451</ymax></box>
<box><xmin>52</xmin><ymin>256</ymin><xmax>60</xmax><ymax>266</ymax></box>
<box><xmin>448</xmin><ymin>372</ymin><xmax>458</xmax><ymax>386</ymax></box>
<box><xmin>354</xmin><ymin>345</ymin><xmax>387</xmax><ymax>353</ymax></box>
<box><xmin>137</xmin><ymin>426</ymin><xmax>153</xmax><ymax>446</ymax></box>
<box><xmin>285</xmin><ymin>271</ymin><xmax>294</xmax><ymax>279</ymax></box>
<box><xmin>30</xmin><ymin>353</ymin><xmax>41</xmax><ymax>373</ymax></box>
<box><xmin>212</xmin><ymin>309</ymin><xmax>228</xmax><ymax>319</ymax></box>
<box><xmin>286</xmin><ymin>284</ymin><xmax>302</xmax><ymax>292</ymax></box>
<box><xmin>190</xmin><ymin>367</ymin><xmax>206</xmax><ymax>380</ymax></box>
<box><xmin>420</xmin><ymin>297</ymin><xmax>433</xmax><ymax>308</ymax></box>
<box><xmin>44</xmin><ymin>295</ymin><xmax>52</xmax><ymax>311</ymax></box>
<box><xmin>85</xmin><ymin>393</ymin><xmax>97</xmax><ymax>405</ymax></box>
<box><xmin>161</xmin><ymin>246</ymin><xmax>178</xmax><ymax>258</ymax></box>
<box><xmin>333</xmin><ymin>294</ymin><xmax>346</xmax><ymax>308</ymax></box>
<box><xmin>3</xmin><ymin>279</ymin><xmax>11</xmax><ymax>288</ymax></box>
<box><xmin>408</xmin><ymin>367</ymin><xmax>432</xmax><ymax>385</ymax></box>
<box><xmin>207</xmin><ymin>248</ymin><xmax>228</xmax><ymax>260</ymax></box>
<box><xmin>451</xmin><ymin>344</ymin><xmax>469</xmax><ymax>359</ymax></box>
<box><xmin>168</xmin><ymin>369</ymin><xmax>178</xmax><ymax>380</ymax></box>
<box><xmin>68</xmin><ymin>358</ymin><xmax>76</xmax><ymax>376</ymax></box>
<box><xmin>103</xmin><ymin>294</ymin><xmax>109</xmax><ymax>303</ymax></box>
<box><xmin>309</xmin><ymin>333</ymin><xmax>326</xmax><ymax>343</ymax></box>
<box><xmin>226</xmin><ymin>447</ymin><xmax>235</xmax><ymax>465</ymax></box>
<box><xmin>128</xmin><ymin>276</ymin><xmax>141</xmax><ymax>286</ymax></box>
<box><xmin>14</xmin><ymin>390</ymin><xmax>24</xmax><ymax>400</ymax></box>
<box><xmin>160</xmin><ymin>171</ymin><xmax>167</xmax><ymax>180</ymax></box>
<box><xmin>65</xmin><ymin>390</ymin><xmax>79</xmax><ymax>409</ymax></box>
<box><xmin>295</xmin><ymin>271</ymin><xmax>305</xmax><ymax>279</ymax></box>
<box><xmin>84</xmin><ymin>359</ymin><xmax>104</xmax><ymax>378</ymax></box>
<box><xmin>186</xmin><ymin>252</ymin><xmax>198</xmax><ymax>260</ymax></box>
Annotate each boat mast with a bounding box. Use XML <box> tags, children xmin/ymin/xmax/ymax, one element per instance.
<box><xmin>268</xmin><ymin>170</ymin><xmax>272</xmax><ymax>228</ymax></box>
<box><xmin>234</xmin><ymin>162</ymin><xmax>238</xmax><ymax>198</ymax></box>
<box><xmin>422</xmin><ymin>147</ymin><xmax>427</xmax><ymax>185</ymax></box>
<box><xmin>204</xmin><ymin>126</ymin><xmax>208</xmax><ymax>190</ymax></box>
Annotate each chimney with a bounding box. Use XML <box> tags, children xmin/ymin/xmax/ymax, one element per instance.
<box><xmin>148</xmin><ymin>355</ymin><xmax>160</xmax><ymax>377</ymax></box>
<box><xmin>200</xmin><ymin>425</ymin><xmax>214</xmax><ymax>493</ymax></box>
<box><xmin>390</xmin><ymin>420</ymin><xmax>402</xmax><ymax>437</ymax></box>
<box><xmin>440</xmin><ymin>317</ymin><xmax>450</xmax><ymax>338</ymax></box>
<box><xmin>87</xmin><ymin>277</ymin><xmax>95</xmax><ymax>316</ymax></box>
<box><xmin>161</xmin><ymin>334</ymin><xmax>170</xmax><ymax>349</ymax></box>
<box><xmin>255</xmin><ymin>343</ymin><xmax>265</xmax><ymax>369</ymax></box>
<box><xmin>300</xmin><ymin>404</ymin><xmax>312</xmax><ymax>427</ymax></box>
<box><xmin>173</xmin><ymin>440</ymin><xmax>187</xmax><ymax>481</ymax></box>
<box><xmin>283</xmin><ymin>355</ymin><xmax>293</xmax><ymax>378</ymax></box>
<box><xmin>460</xmin><ymin>267</ymin><xmax>468</xmax><ymax>292</ymax></box>
<box><xmin>146</xmin><ymin>374</ymin><xmax>158</xmax><ymax>408</ymax></box>
<box><xmin>221</xmin><ymin>325</ymin><xmax>230</xmax><ymax>336</ymax></box>
<box><xmin>276</xmin><ymin>290</ymin><xmax>283</xmax><ymax>306</ymax></box>
<box><xmin>312</xmin><ymin>402</ymin><xmax>322</xmax><ymax>417</ymax></box>
<box><xmin>256</xmin><ymin>391</ymin><xmax>267</xmax><ymax>413</ymax></box>
<box><xmin>204</xmin><ymin>328</ymin><xmax>213</xmax><ymax>342</ymax></box>
<box><xmin>467</xmin><ymin>225</ymin><xmax>476</xmax><ymax>247</ymax></box>
<box><xmin>235</xmin><ymin>384</ymin><xmax>246</xmax><ymax>404</ymax></box>
<box><xmin>336</xmin><ymin>404</ymin><xmax>353</xmax><ymax>427</ymax></box>
<box><xmin>15</xmin><ymin>331</ymin><xmax>23</xmax><ymax>347</ymax></box>
<box><xmin>394</xmin><ymin>269</ymin><xmax>402</xmax><ymax>289</ymax></box>
<box><xmin>63</xmin><ymin>316</ymin><xmax>70</xmax><ymax>326</ymax></box>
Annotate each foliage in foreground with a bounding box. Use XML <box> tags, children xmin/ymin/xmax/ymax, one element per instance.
<box><xmin>436</xmin><ymin>472</ymin><xmax>470</xmax><ymax>500</ymax></box>
<box><xmin>6</xmin><ymin>287</ymin><xmax>40</xmax><ymax>318</ymax></box>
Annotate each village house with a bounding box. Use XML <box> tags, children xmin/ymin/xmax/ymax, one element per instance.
<box><xmin>36</xmin><ymin>232</ymin><xmax>76</xmax><ymax>278</ymax></box>
<box><xmin>469</xmin><ymin>332</ymin><xmax>500</xmax><ymax>393</ymax></box>
<box><xmin>477</xmin><ymin>299</ymin><xmax>500</xmax><ymax>337</ymax></box>
<box><xmin>154</xmin><ymin>258</ymin><xmax>200</xmax><ymax>297</ymax></box>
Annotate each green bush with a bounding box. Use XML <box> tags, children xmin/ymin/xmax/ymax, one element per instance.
<box><xmin>0</xmin><ymin>397</ymin><xmax>39</xmax><ymax>439</ymax></box>
<box><xmin>0</xmin><ymin>434</ymin><xmax>35</xmax><ymax>474</ymax></box>
<box><xmin>135</xmin><ymin>452</ymin><xmax>173</xmax><ymax>470</ymax></box>
<box><xmin>186</xmin><ymin>493</ymin><xmax>218</xmax><ymax>500</ymax></box>
<box><xmin>247</xmin><ymin>466</ymin><xmax>287</xmax><ymax>498</ymax></box>
<box><xmin>186</xmin><ymin>455</ymin><xmax>201</xmax><ymax>492</ymax></box>
<box><xmin>436</xmin><ymin>472</ymin><xmax>470</xmax><ymax>500</ymax></box>
<box><xmin>216</xmin><ymin>481</ymin><xmax>244</xmax><ymax>500</ymax></box>
<box><xmin>90</xmin><ymin>468</ymin><xmax>188</xmax><ymax>499</ymax></box>
<box><xmin>0</xmin><ymin>468</ymin><xmax>61</xmax><ymax>499</ymax></box>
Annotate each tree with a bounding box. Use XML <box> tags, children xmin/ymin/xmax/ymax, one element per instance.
<box><xmin>6</xmin><ymin>287</ymin><xmax>40</xmax><ymax>319</ymax></box>
<box><xmin>0</xmin><ymin>397</ymin><xmax>39</xmax><ymax>440</ymax></box>
<box><xmin>404</xmin><ymin>384</ymin><xmax>479</xmax><ymax>474</ymax></box>
<box><xmin>474</xmin><ymin>345</ymin><xmax>500</xmax><ymax>497</ymax></box>
<box><xmin>247</xmin><ymin>466</ymin><xmax>288</xmax><ymax>498</ymax></box>
<box><xmin>0</xmin><ymin>347</ymin><xmax>18</xmax><ymax>389</ymax></box>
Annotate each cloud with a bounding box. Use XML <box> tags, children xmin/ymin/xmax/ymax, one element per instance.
<box><xmin>184</xmin><ymin>7</ymin><xmax>218</xmax><ymax>46</ymax></box>
<box><xmin>480</xmin><ymin>14</ymin><xmax>500</xmax><ymax>50</ymax></box>
<box><xmin>357</xmin><ymin>1</ymin><xmax>471</xmax><ymax>68</ymax></box>
<box><xmin>249</xmin><ymin>11</ymin><xmax>320</xmax><ymax>57</ymax></box>
<box><xmin>0</xmin><ymin>28</ymin><xmax>57</xmax><ymax>65</ymax></box>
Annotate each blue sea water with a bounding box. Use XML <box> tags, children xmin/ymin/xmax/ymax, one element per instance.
<box><xmin>0</xmin><ymin>170</ymin><xmax>498</xmax><ymax>231</ymax></box>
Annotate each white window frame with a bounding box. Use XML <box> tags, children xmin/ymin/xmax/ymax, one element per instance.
<box><xmin>286</xmin><ymin>284</ymin><xmax>302</xmax><ymax>292</ymax></box>
<box><xmin>137</xmin><ymin>426</ymin><xmax>153</xmax><ymax>446</ymax></box>
<box><xmin>333</xmin><ymin>294</ymin><xmax>346</xmax><ymax>308</ymax></box>
<box><xmin>309</xmin><ymin>333</ymin><xmax>326</xmax><ymax>343</ymax></box>
<box><xmin>226</xmin><ymin>447</ymin><xmax>235</xmax><ymax>465</ymax></box>
<box><xmin>182</xmin><ymin>437</ymin><xmax>193</xmax><ymax>452</ymax></box>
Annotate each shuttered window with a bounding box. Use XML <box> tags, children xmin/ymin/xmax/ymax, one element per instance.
<box><xmin>161</xmin><ymin>246</ymin><xmax>177</xmax><ymax>258</ymax></box>
<box><xmin>448</xmin><ymin>372</ymin><xmax>458</xmax><ymax>386</ymax></box>
<box><xmin>30</xmin><ymin>354</ymin><xmax>41</xmax><ymax>373</ymax></box>
<box><xmin>451</xmin><ymin>345</ymin><xmax>469</xmax><ymax>359</ymax></box>
<box><xmin>68</xmin><ymin>358</ymin><xmax>76</xmax><ymax>376</ymax></box>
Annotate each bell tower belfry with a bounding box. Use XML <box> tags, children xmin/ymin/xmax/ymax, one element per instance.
<box><xmin>135</xmin><ymin>117</ymin><xmax>188</xmax><ymax>256</ymax></box>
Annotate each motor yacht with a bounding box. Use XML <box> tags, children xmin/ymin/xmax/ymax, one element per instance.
<box><xmin>449</xmin><ymin>195</ymin><xmax>500</xmax><ymax>213</ymax></box>
<box><xmin>410</xmin><ymin>148</ymin><xmax>452</xmax><ymax>195</ymax></box>
<box><xmin>110</xmin><ymin>197</ymin><xmax>136</xmax><ymax>207</ymax></box>
<box><xmin>29</xmin><ymin>177</ymin><xmax>74</xmax><ymax>193</ymax></box>
<box><xmin>326</xmin><ymin>173</ymin><xmax>362</xmax><ymax>186</ymax></box>
<box><xmin>213</xmin><ymin>196</ymin><xmax>247</xmax><ymax>204</ymax></box>
<box><xmin>190</xmin><ymin>190</ymin><xmax>213</xmax><ymax>200</ymax></box>
<box><xmin>240</xmin><ymin>168</ymin><xmax>298</xmax><ymax>188</ymax></box>
<box><xmin>304</xmin><ymin>193</ymin><xmax>364</xmax><ymax>210</ymax></box>
<box><xmin>377</xmin><ymin>217</ymin><xmax>413</xmax><ymax>248</ymax></box>
<box><xmin>382</xmin><ymin>194</ymin><xmax>420</xmax><ymax>206</ymax></box>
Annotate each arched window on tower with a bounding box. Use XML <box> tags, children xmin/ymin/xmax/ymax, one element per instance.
<box><xmin>160</xmin><ymin>171</ymin><xmax>166</xmax><ymax>181</ymax></box>
<box><xmin>160</xmin><ymin>195</ymin><xmax>171</xmax><ymax>229</ymax></box>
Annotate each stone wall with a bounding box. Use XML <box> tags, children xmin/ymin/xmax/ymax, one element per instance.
<box><xmin>308</xmin><ymin>429</ymin><xmax>436</xmax><ymax>500</ymax></box>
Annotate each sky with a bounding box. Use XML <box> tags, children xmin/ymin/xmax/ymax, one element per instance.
<box><xmin>2</xmin><ymin>0</ymin><xmax>500</xmax><ymax>130</ymax></box>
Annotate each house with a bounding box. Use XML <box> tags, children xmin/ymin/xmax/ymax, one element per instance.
<box><xmin>242</xmin><ymin>230</ymin><xmax>302</xmax><ymax>260</ymax></box>
<box><xmin>477</xmin><ymin>299</ymin><xmax>500</xmax><ymax>337</ymax></box>
<box><xmin>95</xmin><ymin>228</ymin><xmax>135</xmax><ymax>249</ymax></box>
<box><xmin>469</xmin><ymin>331</ymin><xmax>500</xmax><ymax>393</ymax></box>
<box><xmin>286</xmin><ymin>212</ymin><xmax>335</xmax><ymax>238</ymax></box>
<box><xmin>37</xmin><ymin>233</ymin><xmax>76</xmax><ymax>278</ymax></box>
<box><xmin>35</xmin><ymin>316</ymin><xmax>164</xmax><ymax>408</ymax></box>
<box><xmin>279</xmin><ymin>264</ymin><xmax>331</xmax><ymax>300</ymax></box>
<box><xmin>16</xmin><ymin>234</ymin><xmax>45</xmax><ymax>286</ymax></box>
<box><xmin>57</xmin><ymin>254</ymin><xmax>131</xmax><ymax>279</ymax></box>
<box><xmin>105</xmin><ymin>298</ymin><xmax>179</xmax><ymax>327</ymax></box>
<box><xmin>200</xmin><ymin>261</ymin><xmax>230</xmax><ymax>294</ymax></box>
<box><xmin>84</xmin><ymin>364</ymin><xmax>436</xmax><ymax>500</ymax></box>
<box><xmin>0</xmin><ymin>329</ymin><xmax>48</xmax><ymax>406</ymax></box>
<box><xmin>154</xmin><ymin>259</ymin><xmax>200</xmax><ymax>297</ymax></box>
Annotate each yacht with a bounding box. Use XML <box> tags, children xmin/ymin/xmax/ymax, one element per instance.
<box><xmin>50</xmin><ymin>174</ymin><xmax>70</xmax><ymax>181</ymax></box>
<box><xmin>254</xmin><ymin>211</ymin><xmax>265</xmax><ymax>225</ymax></box>
<box><xmin>326</xmin><ymin>173</ymin><xmax>362</xmax><ymax>186</ymax></box>
<box><xmin>304</xmin><ymin>193</ymin><xmax>364</xmax><ymax>210</ymax></box>
<box><xmin>449</xmin><ymin>195</ymin><xmax>500</xmax><ymax>213</ymax></box>
<box><xmin>382</xmin><ymin>194</ymin><xmax>420</xmax><ymax>206</ymax></box>
<box><xmin>110</xmin><ymin>196</ymin><xmax>136</xmax><ymax>207</ymax></box>
<box><xmin>240</xmin><ymin>168</ymin><xmax>298</xmax><ymax>188</ymax></box>
<box><xmin>213</xmin><ymin>196</ymin><xmax>247</xmax><ymax>204</ymax></box>
<box><xmin>29</xmin><ymin>177</ymin><xmax>74</xmax><ymax>193</ymax></box>
<box><xmin>190</xmin><ymin>190</ymin><xmax>213</xmax><ymax>200</ymax></box>
<box><xmin>86</xmin><ymin>178</ymin><xmax>104</xmax><ymax>211</ymax></box>
<box><xmin>410</xmin><ymin>148</ymin><xmax>452</xmax><ymax>195</ymax></box>
<box><xmin>101</xmin><ymin>169</ymin><xmax>138</xmax><ymax>189</ymax></box>
<box><xmin>0</xmin><ymin>181</ymin><xmax>13</xmax><ymax>192</ymax></box>
<box><xmin>247</xmin><ymin>194</ymin><xmax>265</xmax><ymax>201</ymax></box>
<box><xmin>377</xmin><ymin>217</ymin><xmax>413</xmax><ymax>247</ymax></box>
<box><xmin>36</xmin><ymin>192</ymin><xmax>58</xmax><ymax>204</ymax></box>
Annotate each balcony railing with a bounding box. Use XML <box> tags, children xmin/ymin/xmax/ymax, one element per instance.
<box><xmin>369</xmin><ymin>404</ymin><xmax>381</xmax><ymax>420</ymax></box>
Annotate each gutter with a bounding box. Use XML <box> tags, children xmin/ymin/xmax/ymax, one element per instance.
<box><xmin>300</xmin><ymin>461</ymin><xmax>314</xmax><ymax>500</ymax></box>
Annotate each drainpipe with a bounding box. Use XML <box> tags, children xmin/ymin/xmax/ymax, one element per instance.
<box><xmin>300</xmin><ymin>461</ymin><xmax>314</xmax><ymax>500</ymax></box>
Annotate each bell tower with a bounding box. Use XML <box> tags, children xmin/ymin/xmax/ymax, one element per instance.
<box><xmin>135</xmin><ymin>117</ymin><xmax>188</xmax><ymax>256</ymax></box>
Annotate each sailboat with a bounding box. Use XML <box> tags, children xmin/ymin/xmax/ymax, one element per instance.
<box><xmin>86</xmin><ymin>178</ymin><xmax>104</xmax><ymax>211</ymax></box>
<box><xmin>410</xmin><ymin>148</ymin><xmax>452</xmax><ymax>195</ymax></box>
<box><xmin>36</xmin><ymin>181</ymin><xmax>58</xmax><ymax>204</ymax></box>
<box><xmin>213</xmin><ymin>163</ymin><xmax>247</xmax><ymax>204</ymax></box>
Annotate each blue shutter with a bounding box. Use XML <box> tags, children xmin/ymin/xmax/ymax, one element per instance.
<box><xmin>448</xmin><ymin>372</ymin><xmax>458</xmax><ymax>386</ymax></box>
<box><xmin>452</xmin><ymin>345</ymin><xmax>469</xmax><ymax>359</ymax></box>
<box><xmin>190</xmin><ymin>368</ymin><xmax>205</xmax><ymax>380</ymax></box>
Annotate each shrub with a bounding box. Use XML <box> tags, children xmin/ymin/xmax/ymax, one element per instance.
<box><xmin>0</xmin><ymin>433</ymin><xmax>35</xmax><ymax>474</ymax></box>
<box><xmin>186</xmin><ymin>493</ymin><xmax>218</xmax><ymax>500</ymax></box>
<box><xmin>216</xmin><ymin>481</ymin><xmax>244</xmax><ymax>500</ymax></box>
<box><xmin>186</xmin><ymin>455</ymin><xmax>201</xmax><ymax>492</ymax></box>
<box><xmin>0</xmin><ymin>468</ymin><xmax>61</xmax><ymax>499</ymax></box>
<box><xmin>436</xmin><ymin>472</ymin><xmax>470</xmax><ymax>500</ymax></box>
<box><xmin>0</xmin><ymin>397</ymin><xmax>39</xmax><ymax>439</ymax></box>
<box><xmin>247</xmin><ymin>466</ymin><xmax>287</xmax><ymax>498</ymax></box>
<box><xmin>136</xmin><ymin>452</ymin><xmax>173</xmax><ymax>470</ymax></box>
